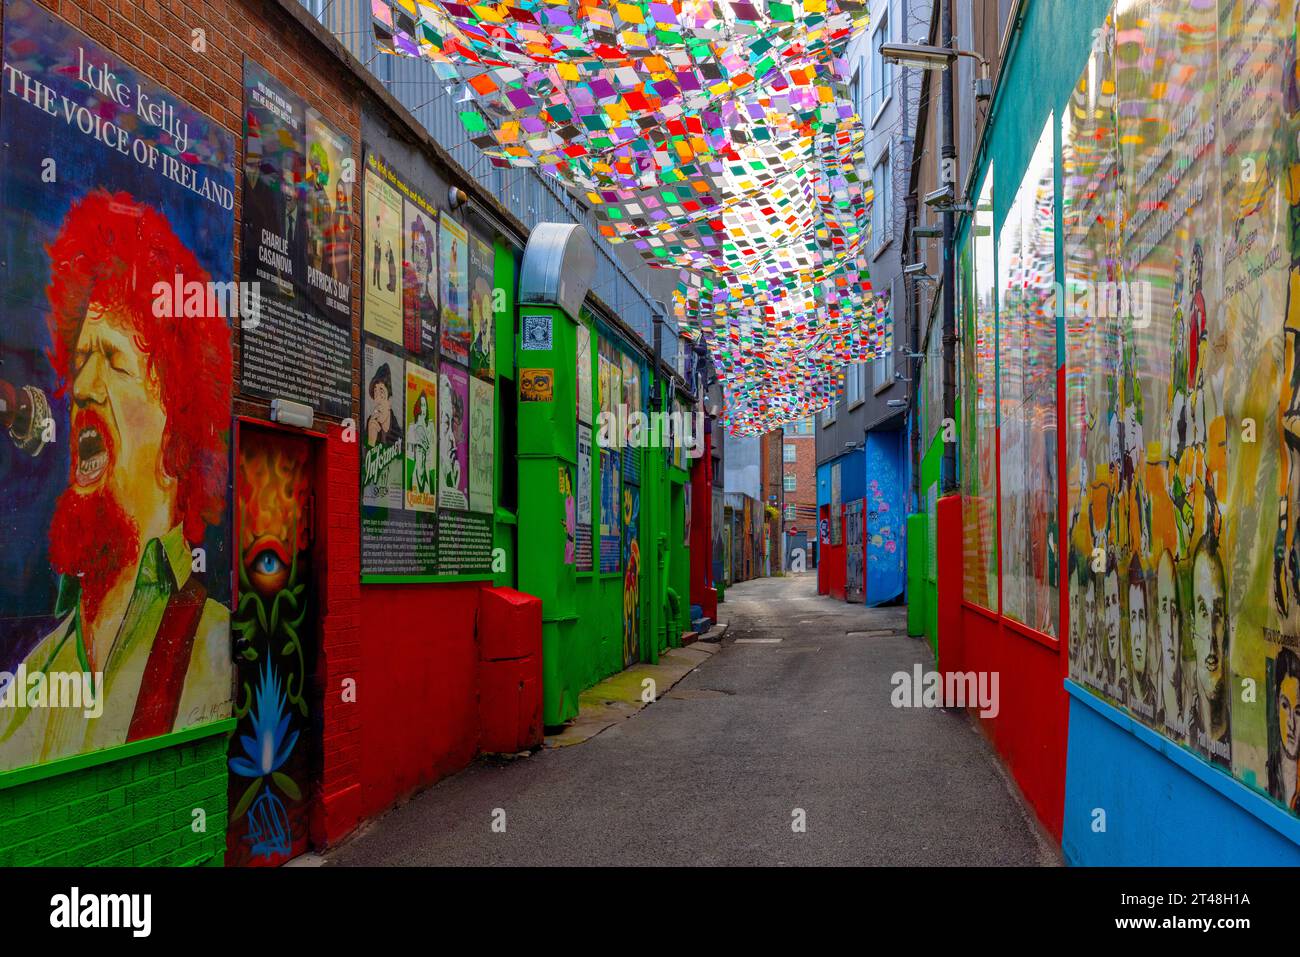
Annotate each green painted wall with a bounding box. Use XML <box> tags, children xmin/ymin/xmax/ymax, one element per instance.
<box><xmin>0</xmin><ymin>724</ymin><xmax>230</xmax><ymax>866</ymax></box>
<box><xmin>492</xmin><ymin>237</ymin><xmax>518</xmax><ymax>590</ymax></box>
<box><xmin>518</xmin><ymin>301</ymin><xmax>689</xmax><ymax>725</ymax></box>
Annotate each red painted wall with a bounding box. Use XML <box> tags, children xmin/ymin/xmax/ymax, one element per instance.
<box><xmin>937</xmin><ymin>493</ymin><xmax>1067</xmax><ymax>841</ymax></box>
<box><xmin>313</xmin><ymin>423</ymin><xmax>363</xmax><ymax>848</ymax></box>
<box><xmin>690</xmin><ymin>425</ymin><xmax>717</xmax><ymax>621</ymax></box>
<box><xmin>819</xmin><ymin>504</ymin><xmax>846</xmax><ymax>600</ymax></box>
<box><xmin>357</xmin><ymin>582</ymin><xmax>483</xmax><ymax>822</ymax></box>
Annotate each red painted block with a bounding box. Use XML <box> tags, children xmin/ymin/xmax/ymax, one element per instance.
<box><xmin>479</xmin><ymin>655</ymin><xmax>543</xmax><ymax>753</ymax></box>
<box><xmin>479</xmin><ymin>586</ymin><xmax>543</xmax><ymax>662</ymax></box>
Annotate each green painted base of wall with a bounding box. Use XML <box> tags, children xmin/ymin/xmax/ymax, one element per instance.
<box><xmin>907</xmin><ymin>512</ymin><xmax>926</xmax><ymax>640</ymax></box>
<box><xmin>0</xmin><ymin>729</ymin><xmax>229</xmax><ymax>866</ymax></box>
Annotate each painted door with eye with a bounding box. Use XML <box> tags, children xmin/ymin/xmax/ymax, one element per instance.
<box><xmin>226</xmin><ymin>424</ymin><xmax>318</xmax><ymax>867</ymax></box>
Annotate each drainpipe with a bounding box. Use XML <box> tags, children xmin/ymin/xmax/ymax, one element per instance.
<box><xmin>940</xmin><ymin>0</ymin><xmax>957</xmax><ymax>495</ymax></box>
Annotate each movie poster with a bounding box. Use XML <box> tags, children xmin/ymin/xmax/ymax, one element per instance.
<box><xmin>0</xmin><ymin>0</ymin><xmax>235</xmax><ymax>772</ymax></box>
<box><xmin>404</xmin><ymin>361</ymin><xmax>438</xmax><ymax>513</ymax></box>
<box><xmin>600</xmin><ymin>448</ymin><xmax>622</xmax><ymax>573</ymax></box>
<box><xmin>363</xmin><ymin>156</ymin><xmax>402</xmax><ymax>344</ymax></box>
<box><xmin>240</xmin><ymin>60</ymin><xmax>352</xmax><ymax>418</ymax></box>
<box><xmin>439</xmin><ymin>365</ymin><xmax>470</xmax><ymax>510</ymax></box>
<box><xmin>469</xmin><ymin>377</ymin><xmax>493</xmax><ymax>513</ymax></box>
<box><xmin>358</xmin><ymin>148</ymin><xmax>491</xmax><ymax>580</ymax></box>
<box><xmin>577</xmin><ymin>424</ymin><xmax>594</xmax><ymax>571</ymax></box>
<box><xmin>403</xmin><ymin>198</ymin><xmax>438</xmax><ymax>355</ymax></box>
<box><xmin>363</xmin><ymin>344</ymin><xmax>405</xmax><ymax>509</ymax></box>
<box><xmin>305</xmin><ymin>108</ymin><xmax>352</xmax><ymax>317</ymax></box>
<box><xmin>440</xmin><ymin>213</ymin><xmax>470</xmax><ymax>364</ymax></box>
<box><xmin>469</xmin><ymin>233</ymin><xmax>495</xmax><ymax>380</ymax></box>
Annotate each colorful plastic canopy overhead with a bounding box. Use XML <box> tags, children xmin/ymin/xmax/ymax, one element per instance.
<box><xmin>370</xmin><ymin>0</ymin><xmax>891</xmax><ymax>434</ymax></box>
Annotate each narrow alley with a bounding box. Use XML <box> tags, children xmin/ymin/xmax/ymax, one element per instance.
<box><xmin>323</xmin><ymin>575</ymin><xmax>1059</xmax><ymax>867</ymax></box>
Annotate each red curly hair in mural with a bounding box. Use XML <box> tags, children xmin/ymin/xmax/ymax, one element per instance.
<box><xmin>43</xmin><ymin>189</ymin><xmax>231</xmax><ymax>546</ymax></box>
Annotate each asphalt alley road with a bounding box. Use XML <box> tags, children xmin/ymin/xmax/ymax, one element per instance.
<box><xmin>323</xmin><ymin>572</ymin><xmax>1061</xmax><ymax>866</ymax></box>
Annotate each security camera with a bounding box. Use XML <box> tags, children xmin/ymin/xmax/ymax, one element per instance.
<box><xmin>903</xmin><ymin>262</ymin><xmax>928</xmax><ymax>276</ymax></box>
<box><xmin>924</xmin><ymin>185</ymin><xmax>954</xmax><ymax>208</ymax></box>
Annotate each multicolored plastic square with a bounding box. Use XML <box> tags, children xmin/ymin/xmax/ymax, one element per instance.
<box><xmin>372</xmin><ymin>0</ymin><xmax>891</xmax><ymax>433</ymax></box>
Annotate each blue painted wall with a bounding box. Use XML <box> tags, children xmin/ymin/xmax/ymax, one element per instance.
<box><xmin>1062</xmin><ymin>684</ymin><xmax>1300</xmax><ymax>865</ymax></box>
<box><xmin>865</xmin><ymin>430</ymin><xmax>906</xmax><ymax>605</ymax></box>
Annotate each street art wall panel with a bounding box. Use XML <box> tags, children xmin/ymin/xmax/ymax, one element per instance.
<box><xmin>239</xmin><ymin>59</ymin><xmax>353</xmax><ymax>419</ymax></box>
<box><xmin>998</xmin><ymin>117</ymin><xmax>1058</xmax><ymax>638</ymax></box>
<box><xmin>359</xmin><ymin>146</ymin><xmax>493</xmax><ymax>580</ymax></box>
<box><xmin>1063</xmin><ymin>0</ymin><xmax>1300</xmax><ymax>812</ymax></box>
<box><xmin>0</xmin><ymin>0</ymin><xmax>235</xmax><ymax>772</ymax></box>
<box><xmin>228</xmin><ymin>428</ymin><xmax>315</xmax><ymax>866</ymax></box>
<box><xmin>962</xmin><ymin>171</ymin><xmax>999</xmax><ymax>611</ymax></box>
<box><xmin>866</xmin><ymin>430</ymin><xmax>906</xmax><ymax>605</ymax></box>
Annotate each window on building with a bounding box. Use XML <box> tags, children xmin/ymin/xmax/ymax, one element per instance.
<box><xmin>784</xmin><ymin>505</ymin><xmax>797</xmax><ymax>520</ymax></box>
<box><xmin>872</xmin><ymin>12</ymin><xmax>891</xmax><ymax>120</ymax></box>
<box><xmin>873</xmin><ymin>350</ymin><xmax>895</xmax><ymax>393</ymax></box>
<box><xmin>822</xmin><ymin>374</ymin><xmax>839</xmax><ymax>425</ymax></box>
<box><xmin>784</xmin><ymin>475</ymin><xmax>797</xmax><ymax>492</ymax></box>
<box><xmin>850</xmin><ymin>66</ymin><xmax>862</xmax><ymax>118</ymax></box>
<box><xmin>874</xmin><ymin>151</ymin><xmax>892</xmax><ymax>251</ymax></box>
<box><xmin>847</xmin><ymin>363</ymin><xmax>866</xmax><ymax>407</ymax></box>
<box><xmin>784</xmin><ymin>443</ymin><xmax>797</xmax><ymax>462</ymax></box>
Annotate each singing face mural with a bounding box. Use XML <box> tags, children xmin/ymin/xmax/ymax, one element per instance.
<box><xmin>1</xmin><ymin>190</ymin><xmax>232</xmax><ymax>766</ymax></box>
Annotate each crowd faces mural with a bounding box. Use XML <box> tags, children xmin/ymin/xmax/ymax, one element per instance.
<box><xmin>1062</xmin><ymin>0</ymin><xmax>1298</xmax><ymax>794</ymax></box>
<box><xmin>0</xmin><ymin>0</ymin><xmax>236</xmax><ymax>770</ymax></box>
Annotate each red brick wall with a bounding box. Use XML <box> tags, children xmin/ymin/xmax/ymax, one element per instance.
<box><xmin>784</xmin><ymin>435</ymin><xmax>817</xmax><ymax>526</ymax></box>
<box><xmin>16</xmin><ymin>0</ymin><xmax>526</xmax><ymax>854</ymax></box>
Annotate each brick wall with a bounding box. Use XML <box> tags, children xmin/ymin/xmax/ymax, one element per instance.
<box><xmin>785</xmin><ymin>435</ymin><xmax>817</xmax><ymax>521</ymax></box>
<box><xmin>0</xmin><ymin>733</ymin><xmax>227</xmax><ymax>866</ymax></box>
<box><xmin>0</xmin><ymin>0</ymin><xmax>366</xmax><ymax>866</ymax></box>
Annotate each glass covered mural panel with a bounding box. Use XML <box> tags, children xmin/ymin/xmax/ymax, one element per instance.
<box><xmin>963</xmin><ymin>171</ymin><xmax>999</xmax><ymax>611</ymax></box>
<box><xmin>1065</xmin><ymin>0</ymin><xmax>1300</xmax><ymax>813</ymax></box>
<box><xmin>998</xmin><ymin>118</ymin><xmax>1058</xmax><ymax>638</ymax></box>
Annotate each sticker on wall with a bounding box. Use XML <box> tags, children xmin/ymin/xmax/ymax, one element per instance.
<box><xmin>522</xmin><ymin>313</ymin><xmax>554</xmax><ymax>352</ymax></box>
<box><xmin>520</xmin><ymin>368</ymin><xmax>554</xmax><ymax>403</ymax></box>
